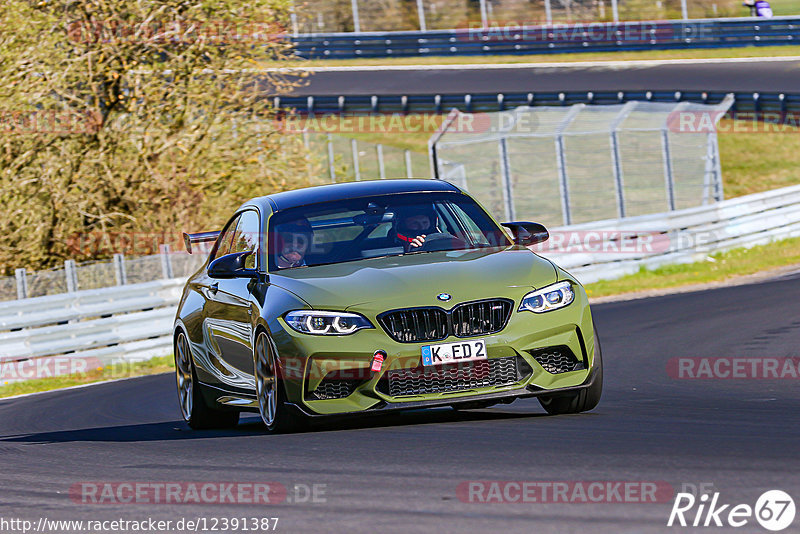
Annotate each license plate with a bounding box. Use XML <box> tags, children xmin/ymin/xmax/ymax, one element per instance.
<box><xmin>421</xmin><ymin>339</ymin><xmax>487</xmax><ymax>366</ymax></box>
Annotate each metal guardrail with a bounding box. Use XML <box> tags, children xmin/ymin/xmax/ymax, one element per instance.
<box><xmin>292</xmin><ymin>16</ymin><xmax>800</xmax><ymax>59</ymax></box>
<box><xmin>0</xmin><ymin>279</ymin><xmax>184</xmax><ymax>383</ymax></box>
<box><xmin>541</xmin><ymin>183</ymin><xmax>800</xmax><ymax>284</ymax></box>
<box><xmin>275</xmin><ymin>90</ymin><xmax>800</xmax><ymax>117</ymax></box>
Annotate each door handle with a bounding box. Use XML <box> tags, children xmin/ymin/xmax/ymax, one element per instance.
<box><xmin>209</xmin><ymin>282</ymin><xmax>219</xmax><ymax>294</ymax></box>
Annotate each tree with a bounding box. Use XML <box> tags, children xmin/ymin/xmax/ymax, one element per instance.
<box><xmin>0</xmin><ymin>0</ymin><xmax>316</xmax><ymax>273</ymax></box>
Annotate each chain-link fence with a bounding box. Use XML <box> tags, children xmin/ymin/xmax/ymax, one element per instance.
<box><xmin>431</xmin><ymin>97</ymin><xmax>734</xmax><ymax>226</ymax></box>
<box><xmin>4</xmin><ymin>248</ymin><xmax>206</xmax><ymax>303</ymax></box>
<box><xmin>302</xmin><ymin>133</ymin><xmax>429</xmax><ymax>182</ymax></box>
<box><xmin>293</xmin><ymin>0</ymin><xmax>795</xmax><ymax>33</ymax></box>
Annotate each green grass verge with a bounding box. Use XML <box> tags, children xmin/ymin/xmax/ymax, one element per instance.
<box><xmin>585</xmin><ymin>236</ymin><xmax>800</xmax><ymax>298</ymax></box>
<box><xmin>0</xmin><ymin>355</ymin><xmax>174</xmax><ymax>399</ymax></box>
<box><xmin>275</xmin><ymin>45</ymin><xmax>800</xmax><ymax>68</ymax></box>
<box><xmin>718</xmin><ymin>119</ymin><xmax>800</xmax><ymax>198</ymax></box>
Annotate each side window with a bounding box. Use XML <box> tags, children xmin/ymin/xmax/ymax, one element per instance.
<box><xmin>231</xmin><ymin>210</ymin><xmax>261</xmax><ymax>269</ymax></box>
<box><xmin>445</xmin><ymin>202</ymin><xmax>491</xmax><ymax>246</ymax></box>
<box><xmin>212</xmin><ymin>215</ymin><xmax>240</xmax><ymax>261</ymax></box>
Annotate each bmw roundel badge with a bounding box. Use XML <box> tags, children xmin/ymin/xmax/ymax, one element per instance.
<box><xmin>437</xmin><ymin>293</ymin><xmax>452</xmax><ymax>302</ymax></box>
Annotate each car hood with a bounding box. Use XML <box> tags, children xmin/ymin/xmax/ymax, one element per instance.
<box><xmin>268</xmin><ymin>246</ymin><xmax>557</xmax><ymax>313</ymax></box>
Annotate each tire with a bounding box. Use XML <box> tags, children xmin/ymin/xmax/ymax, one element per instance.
<box><xmin>538</xmin><ymin>334</ymin><xmax>603</xmax><ymax>415</ymax></box>
<box><xmin>175</xmin><ymin>332</ymin><xmax>240</xmax><ymax>429</ymax></box>
<box><xmin>254</xmin><ymin>331</ymin><xmax>304</xmax><ymax>433</ymax></box>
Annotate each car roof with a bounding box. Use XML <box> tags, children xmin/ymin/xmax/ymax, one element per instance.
<box><xmin>244</xmin><ymin>179</ymin><xmax>461</xmax><ymax>213</ymax></box>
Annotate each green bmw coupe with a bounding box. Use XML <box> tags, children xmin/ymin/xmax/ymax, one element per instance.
<box><xmin>174</xmin><ymin>179</ymin><xmax>602</xmax><ymax>432</ymax></box>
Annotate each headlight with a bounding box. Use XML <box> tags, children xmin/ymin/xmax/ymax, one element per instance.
<box><xmin>284</xmin><ymin>310</ymin><xmax>374</xmax><ymax>335</ymax></box>
<box><xmin>519</xmin><ymin>281</ymin><xmax>575</xmax><ymax>313</ymax></box>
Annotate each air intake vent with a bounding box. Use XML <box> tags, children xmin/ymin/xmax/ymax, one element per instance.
<box><xmin>529</xmin><ymin>346</ymin><xmax>584</xmax><ymax>374</ymax></box>
<box><xmin>382</xmin><ymin>356</ymin><xmax>526</xmax><ymax>397</ymax></box>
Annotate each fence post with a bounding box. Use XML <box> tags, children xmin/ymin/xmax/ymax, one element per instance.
<box><xmin>554</xmin><ymin>104</ymin><xmax>584</xmax><ymax>226</ymax></box>
<box><xmin>712</xmin><ymin>134</ymin><xmax>724</xmax><ymax>201</ymax></box>
<box><xmin>428</xmin><ymin>108</ymin><xmax>460</xmax><ymax>180</ymax></box>
<box><xmin>611</xmin><ymin>0</ymin><xmax>619</xmax><ymax>22</ymax></box>
<box><xmin>160</xmin><ymin>244</ymin><xmax>174</xmax><ymax>279</ymax></box>
<box><xmin>64</xmin><ymin>260</ymin><xmax>78</xmax><ymax>293</ymax></box>
<box><xmin>545</xmin><ymin>0</ymin><xmax>553</xmax><ymax>24</ymax></box>
<box><xmin>661</xmin><ymin>127</ymin><xmax>676</xmax><ymax>211</ymax></box>
<box><xmin>709</xmin><ymin>93</ymin><xmax>734</xmax><ymax>202</ymax></box>
<box><xmin>497</xmin><ymin>137</ymin><xmax>515</xmax><ymax>221</ymax></box>
<box><xmin>327</xmin><ymin>133</ymin><xmax>336</xmax><ymax>182</ymax></box>
<box><xmin>416</xmin><ymin>0</ymin><xmax>427</xmax><ymax>31</ymax></box>
<box><xmin>351</xmin><ymin>138</ymin><xmax>361</xmax><ymax>181</ymax></box>
<box><xmin>15</xmin><ymin>268</ymin><xmax>28</xmax><ymax>300</ymax></box>
<box><xmin>479</xmin><ymin>0</ymin><xmax>489</xmax><ymax>28</ymax></box>
<box><xmin>290</xmin><ymin>1</ymin><xmax>299</xmax><ymax>36</ymax></box>
<box><xmin>702</xmin><ymin>132</ymin><xmax>715</xmax><ymax>205</ymax></box>
<box><xmin>404</xmin><ymin>149</ymin><xmax>413</xmax><ymax>178</ymax></box>
<box><xmin>377</xmin><ymin>144</ymin><xmax>386</xmax><ymax>179</ymax></box>
<box><xmin>351</xmin><ymin>0</ymin><xmax>361</xmax><ymax>32</ymax></box>
<box><xmin>610</xmin><ymin>132</ymin><xmax>626</xmax><ymax>218</ymax></box>
<box><xmin>555</xmin><ymin>137</ymin><xmax>571</xmax><ymax>225</ymax></box>
<box><xmin>113</xmin><ymin>253</ymin><xmax>127</xmax><ymax>286</ymax></box>
<box><xmin>609</xmin><ymin>101</ymin><xmax>637</xmax><ymax>219</ymax></box>
<box><xmin>681</xmin><ymin>0</ymin><xmax>689</xmax><ymax>19</ymax></box>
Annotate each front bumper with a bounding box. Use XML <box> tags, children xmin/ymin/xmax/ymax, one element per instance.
<box><xmin>287</xmin><ymin>363</ymin><xmax>601</xmax><ymax>418</ymax></box>
<box><xmin>274</xmin><ymin>285</ymin><xmax>597</xmax><ymax>416</ymax></box>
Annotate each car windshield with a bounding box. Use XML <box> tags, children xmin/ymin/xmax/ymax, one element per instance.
<box><xmin>268</xmin><ymin>192</ymin><xmax>511</xmax><ymax>271</ymax></box>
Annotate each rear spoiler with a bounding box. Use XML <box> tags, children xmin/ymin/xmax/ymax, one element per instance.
<box><xmin>183</xmin><ymin>231</ymin><xmax>220</xmax><ymax>254</ymax></box>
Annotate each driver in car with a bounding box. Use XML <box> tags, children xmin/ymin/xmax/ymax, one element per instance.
<box><xmin>393</xmin><ymin>204</ymin><xmax>439</xmax><ymax>252</ymax></box>
<box><xmin>274</xmin><ymin>217</ymin><xmax>313</xmax><ymax>268</ymax></box>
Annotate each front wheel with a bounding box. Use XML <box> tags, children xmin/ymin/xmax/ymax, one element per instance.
<box><xmin>538</xmin><ymin>334</ymin><xmax>603</xmax><ymax>415</ymax></box>
<box><xmin>175</xmin><ymin>332</ymin><xmax>240</xmax><ymax>429</ymax></box>
<box><xmin>254</xmin><ymin>332</ymin><xmax>303</xmax><ymax>433</ymax></box>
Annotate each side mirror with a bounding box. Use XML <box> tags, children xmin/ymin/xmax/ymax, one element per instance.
<box><xmin>501</xmin><ymin>222</ymin><xmax>549</xmax><ymax>246</ymax></box>
<box><xmin>208</xmin><ymin>251</ymin><xmax>258</xmax><ymax>279</ymax></box>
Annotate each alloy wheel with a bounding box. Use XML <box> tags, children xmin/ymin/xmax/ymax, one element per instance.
<box><xmin>175</xmin><ymin>333</ymin><xmax>193</xmax><ymax>421</ymax></box>
<box><xmin>255</xmin><ymin>333</ymin><xmax>278</xmax><ymax>427</ymax></box>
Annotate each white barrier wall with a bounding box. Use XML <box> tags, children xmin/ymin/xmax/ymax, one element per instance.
<box><xmin>540</xmin><ymin>184</ymin><xmax>800</xmax><ymax>284</ymax></box>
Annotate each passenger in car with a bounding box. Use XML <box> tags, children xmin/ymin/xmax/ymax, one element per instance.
<box><xmin>274</xmin><ymin>217</ymin><xmax>314</xmax><ymax>268</ymax></box>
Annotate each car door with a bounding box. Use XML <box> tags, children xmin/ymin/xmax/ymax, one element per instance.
<box><xmin>204</xmin><ymin>210</ymin><xmax>260</xmax><ymax>387</ymax></box>
<box><xmin>206</xmin><ymin>209</ymin><xmax>262</xmax><ymax>377</ymax></box>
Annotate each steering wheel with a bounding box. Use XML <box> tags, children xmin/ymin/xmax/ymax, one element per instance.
<box><xmin>419</xmin><ymin>232</ymin><xmax>467</xmax><ymax>252</ymax></box>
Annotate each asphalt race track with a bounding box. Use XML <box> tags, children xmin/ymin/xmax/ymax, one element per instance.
<box><xmin>1</xmin><ymin>272</ymin><xmax>799</xmax><ymax>533</ymax></box>
<box><xmin>283</xmin><ymin>57</ymin><xmax>800</xmax><ymax>96</ymax></box>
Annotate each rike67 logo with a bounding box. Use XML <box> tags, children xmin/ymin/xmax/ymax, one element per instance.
<box><xmin>668</xmin><ymin>490</ymin><xmax>795</xmax><ymax>531</ymax></box>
